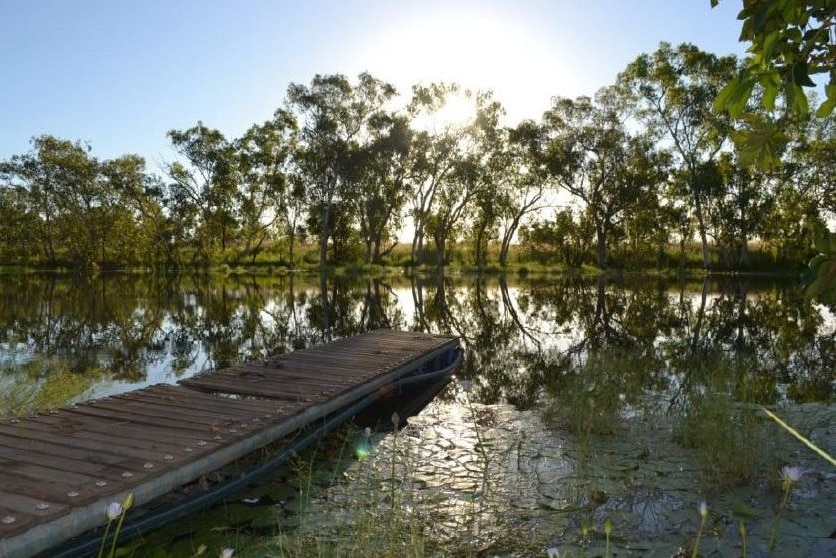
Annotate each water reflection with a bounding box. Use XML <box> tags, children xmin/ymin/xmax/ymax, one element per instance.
<box><xmin>1</xmin><ymin>273</ymin><xmax>833</xmax><ymax>414</ymax></box>
<box><xmin>2</xmin><ymin>272</ymin><xmax>833</xmax><ymax>554</ymax></box>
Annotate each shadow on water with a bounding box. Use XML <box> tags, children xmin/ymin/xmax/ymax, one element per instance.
<box><xmin>1</xmin><ymin>271</ymin><xmax>834</xmax><ymax>555</ymax></box>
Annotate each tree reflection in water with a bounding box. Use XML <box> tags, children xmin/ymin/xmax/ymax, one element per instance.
<box><xmin>0</xmin><ymin>272</ymin><xmax>833</xmax><ymax>412</ymax></box>
<box><xmin>1</xmin><ymin>272</ymin><xmax>833</xmax><ymax>553</ymax></box>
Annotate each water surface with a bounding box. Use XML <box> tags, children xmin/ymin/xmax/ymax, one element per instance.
<box><xmin>1</xmin><ymin>272</ymin><xmax>833</xmax><ymax>556</ymax></box>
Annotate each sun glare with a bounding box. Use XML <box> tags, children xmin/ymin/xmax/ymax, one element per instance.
<box><xmin>412</xmin><ymin>93</ymin><xmax>477</xmax><ymax>131</ymax></box>
<box><xmin>353</xmin><ymin>7</ymin><xmax>571</xmax><ymax>124</ymax></box>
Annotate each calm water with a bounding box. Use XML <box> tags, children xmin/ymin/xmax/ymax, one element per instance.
<box><xmin>1</xmin><ymin>272</ymin><xmax>834</xmax><ymax>556</ymax></box>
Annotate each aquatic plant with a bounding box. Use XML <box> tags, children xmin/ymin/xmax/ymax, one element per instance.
<box><xmin>739</xmin><ymin>519</ymin><xmax>748</xmax><ymax>557</ymax></box>
<box><xmin>98</xmin><ymin>492</ymin><xmax>134</xmax><ymax>558</ymax></box>
<box><xmin>769</xmin><ymin>465</ymin><xmax>802</xmax><ymax>551</ymax></box>
<box><xmin>691</xmin><ymin>501</ymin><xmax>708</xmax><ymax>558</ymax></box>
<box><xmin>604</xmin><ymin>518</ymin><xmax>613</xmax><ymax>558</ymax></box>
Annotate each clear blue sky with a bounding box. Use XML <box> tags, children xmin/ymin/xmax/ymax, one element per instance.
<box><xmin>0</xmin><ymin>0</ymin><xmax>746</xmax><ymax>166</ymax></box>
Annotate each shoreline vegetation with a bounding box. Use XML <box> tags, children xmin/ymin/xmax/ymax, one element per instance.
<box><xmin>1</xmin><ymin>42</ymin><xmax>832</xmax><ymax>290</ymax></box>
<box><xmin>0</xmin><ymin>241</ymin><xmax>810</xmax><ymax>277</ymax></box>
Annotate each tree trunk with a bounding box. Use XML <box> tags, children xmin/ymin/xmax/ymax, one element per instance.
<box><xmin>474</xmin><ymin>223</ymin><xmax>486</xmax><ymax>268</ymax></box>
<box><xmin>319</xmin><ymin>271</ymin><xmax>329</xmax><ymax>339</ymax></box>
<box><xmin>319</xmin><ymin>201</ymin><xmax>330</xmax><ymax>269</ymax></box>
<box><xmin>692</xmin><ymin>191</ymin><xmax>711</xmax><ymax>268</ymax></box>
<box><xmin>739</xmin><ymin>205</ymin><xmax>750</xmax><ymax>268</ymax></box>
<box><xmin>595</xmin><ymin>221</ymin><xmax>607</xmax><ymax>268</ymax></box>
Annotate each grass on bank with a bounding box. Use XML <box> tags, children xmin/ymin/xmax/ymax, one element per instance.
<box><xmin>0</xmin><ymin>239</ymin><xmax>812</xmax><ymax>276</ymax></box>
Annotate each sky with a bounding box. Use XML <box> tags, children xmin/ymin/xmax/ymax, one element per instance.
<box><xmin>0</xmin><ymin>0</ymin><xmax>747</xmax><ymax>167</ymax></box>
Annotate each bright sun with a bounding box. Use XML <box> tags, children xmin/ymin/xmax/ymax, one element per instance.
<box><xmin>352</xmin><ymin>6</ymin><xmax>569</xmax><ymax>124</ymax></box>
<box><xmin>412</xmin><ymin>92</ymin><xmax>477</xmax><ymax>131</ymax></box>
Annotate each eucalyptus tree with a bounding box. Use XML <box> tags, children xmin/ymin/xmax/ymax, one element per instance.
<box><xmin>418</xmin><ymin>89</ymin><xmax>504</xmax><ymax>266</ymax></box>
<box><xmin>234</xmin><ymin>109</ymin><xmax>297</xmax><ymax>263</ymax></box>
<box><xmin>712</xmin><ymin>153</ymin><xmax>776</xmax><ymax>267</ymax></box>
<box><xmin>0</xmin><ymin>135</ymin><xmax>114</xmax><ymax>266</ymax></box>
<box><xmin>618</xmin><ymin>42</ymin><xmax>738</xmax><ymax>268</ymax></box>
<box><xmin>287</xmin><ymin>72</ymin><xmax>397</xmax><ymax>268</ymax></box>
<box><xmin>347</xmin><ymin>112</ymin><xmax>412</xmax><ymax>264</ymax></box>
<box><xmin>102</xmin><ymin>155</ymin><xmax>179</xmax><ymax>267</ymax></box>
<box><xmin>493</xmin><ymin>120</ymin><xmax>553</xmax><ymax>267</ymax></box>
<box><xmin>541</xmin><ymin>91</ymin><xmax>669</xmax><ymax>268</ymax></box>
<box><xmin>405</xmin><ymin>83</ymin><xmax>476</xmax><ymax>264</ymax></box>
<box><xmin>519</xmin><ymin>209</ymin><xmax>594</xmax><ymax>267</ymax></box>
<box><xmin>166</xmin><ymin>122</ymin><xmax>238</xmax><ymax>262</ymax></box>
<box><xmin>0</xmin><ymin>184</ymin><xmax>37</xmax><ymax>263</ymax></box>
<box><xmin>788</xmin><ymin>115</ymin><xmax>836</xmax><ymax>219</ymax></box>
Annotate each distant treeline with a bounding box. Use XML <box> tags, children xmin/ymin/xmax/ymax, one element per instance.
<box><xmin>1</xmin><ymin>42</ymin><xmax>832</xmax><ymax>271</ymax></box>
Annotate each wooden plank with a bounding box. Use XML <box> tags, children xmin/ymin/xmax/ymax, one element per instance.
<box><xmin>0</xmin><ymin>471</ymin><xmax>100</xmax><ymax>507</ymax></box>
<box><xmin>0</xmin><ymin>457</ymin><xmax>99</xmax><ymax>487</ymax></box>
<box><xmin>84</xmin><ymin>397</ymin><xmax>256</xmax><ymax>429</ymax></box>
<box><xmin>192</xmin><ymin>368</ymin><xmax>359</xmax><ymax>390</ymax></box>
<box><xmin>0</xmin><ymin>445</ymin><xmax>139</xmax><ymax>479</ymax></box>
<box><xmin>0</xmin><ymin>506</ymin><xmax>37</xmax><ymax>538</ymax></box>
<box><xmin>180</xmin><ymin>379</ymin><xmax>325</xmax><ymax>400</ymax></box>
<box><xmin>64</xmin><ymin>404</ymin><xmax>223</xmax><ymax>433</ymax></box>
<box><xmin>18</xmin><ymin>414</ymin><xmax>217</xmax><ymax>453</ymax></box>
<box><xmin>0</xmin><ymin>487</ymin><xmax>69</xmax><ymax>517</ymax></box>
<box><xmin>143</xmin><ymin>385</ymin><xmax>301</xmax><ymax>416</ymax></box>
<box><xmin>122</xmin><ymin>391</ymin><xmax>282</xmax><ymax>420</ymax></box>
<box><xmin>0</xmin><ymin>434</ymin><xmax>126</xmax><ymax>466</ymax></box>
<box><xmin>0</xmin><ymin>424</ymin><xmax>210</xmax><ymax>463</ymax></box>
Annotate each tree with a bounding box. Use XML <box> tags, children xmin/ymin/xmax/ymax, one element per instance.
<box><xmin>426</xmin><ymin>91</ymin><xmax>503</xmax><ymax>266</ymax></box>
<box><xmin>166</xmin><ymin>123</ymin><xmax>238</xmax><ymax>263</ymax></box>
<box><xmin>618</xmin><ymin>43</ymin><xmax>738</xmax><ymax>268</ymax></box>
<box><xmin>234</xmin><ymin>109</ymin><xmax>297</xmax><ymax>263</ymax></box>
<box><xmin>493</xmin><ymin>121</ymin><xmax>551</xmax><ymax>267</ymax></box>
<box><xmin>712</xmin><ymin>0</ymin><xmax>836</xmax><ymax>302</ymax></box>
<box><xmin>287</xmin><ymin>73</ymin><xmax>397</xmax><ymax>268</ymax></box>
<box><xmin>519</xmin><ymin>209</ymin><xmax>594</xmax><ymax>267</ymax></box>
<box><xmin>405</xmin><ymin>83</ymin><xmax>471</xmax><ymax>265</ymax></box>
<box><xmin>0</xmin><ymin>184</ymin><xmax>38</xmax><ymax>263</ymax></box>
<box><xmin>541</xmin><ymin>92</ymin><xmax>669</xmax><ymax>268</ymax></box>
<box><xmin>347</xmin><ymin>112</ymin><xmax>412</xmax><ymax>264</ymax></box>
<box><xmin>103</xmin><ymin>155</ymin><xmax>179</xmax><ymax>268</ymax></box>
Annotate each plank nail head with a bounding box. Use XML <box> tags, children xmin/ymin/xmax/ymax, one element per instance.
<box><xmin>67</xmin><ymin>491</ymin><xmax>79</xmax><ymax>498</ymax></box>
<box><xmin>36</xmin><ymin>503</ymin><xmax>50</xmax><ymax>510</ymax></box>
<box><xmin>143</xmin><ymin>463</ymin><xmax>154</xmax><ymax>469</ymax></box>
<box><xmin>184</xmin><ymin>447</ymin><xmax>194</xmax><ymax>453</ymax></box>
<box><xmin>1</xmin><ymin>516</ymin><xmax>15</xmax><ymax>524</ymax></box>
<box><xmin>122</xmin><ymin>472</ymin><xmax>134</xmax><ymax>478</ymax></box>
<box><xmin>196</xmin><ymin>440</ymin><xmax>207</xmax><ymax>446</ymax></box>
<box><xmin>96</xmin><ymin>480</ymin><xmax>108</xmax><ymax>487</ymax></box>
<box><xmin>163</xmin><ymin>454</ymin><xmax>174</xmax><ymax>461</ymax></box>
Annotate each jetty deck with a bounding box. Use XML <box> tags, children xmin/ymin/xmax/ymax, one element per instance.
<box><xmin>0</xmin><ymin>329</ymin><xmax>461</xmax><ymax>558</ymax></box>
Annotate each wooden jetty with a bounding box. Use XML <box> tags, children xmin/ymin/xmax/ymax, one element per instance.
<box><xmin>0</xmin><ymin>329</ymin><xmax>461</xmax><ymax>558</ymax></box>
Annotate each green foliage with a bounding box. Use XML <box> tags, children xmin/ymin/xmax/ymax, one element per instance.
<box><xmin>0</xmin><ymin>51</ymin><xmax>830</xmax><ymax>274</ymax></box>
<box><xmin>713</xmin><ymin>0</ymin><xmax>835</xmax><ymax>168</ymax></box>
<box><xmin>804</xmin><ymin>223</ymin><xmax>836</xmax><ymax>306</ymax></box>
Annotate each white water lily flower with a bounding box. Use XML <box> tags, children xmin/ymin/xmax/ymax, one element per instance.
<box><xmin>779</xmin><ymin>465</ymin><xmax>803</xmax><ymax>483</ymax></box>
<box><xmin>105</xmin><ymin>502</ymin><xmax>122</xmax><ymax>521</ymax></box>
<box><xmin>220</xmin><ymin>549</ymin><xmax>234</xmax><ymax>558</ymax></box>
